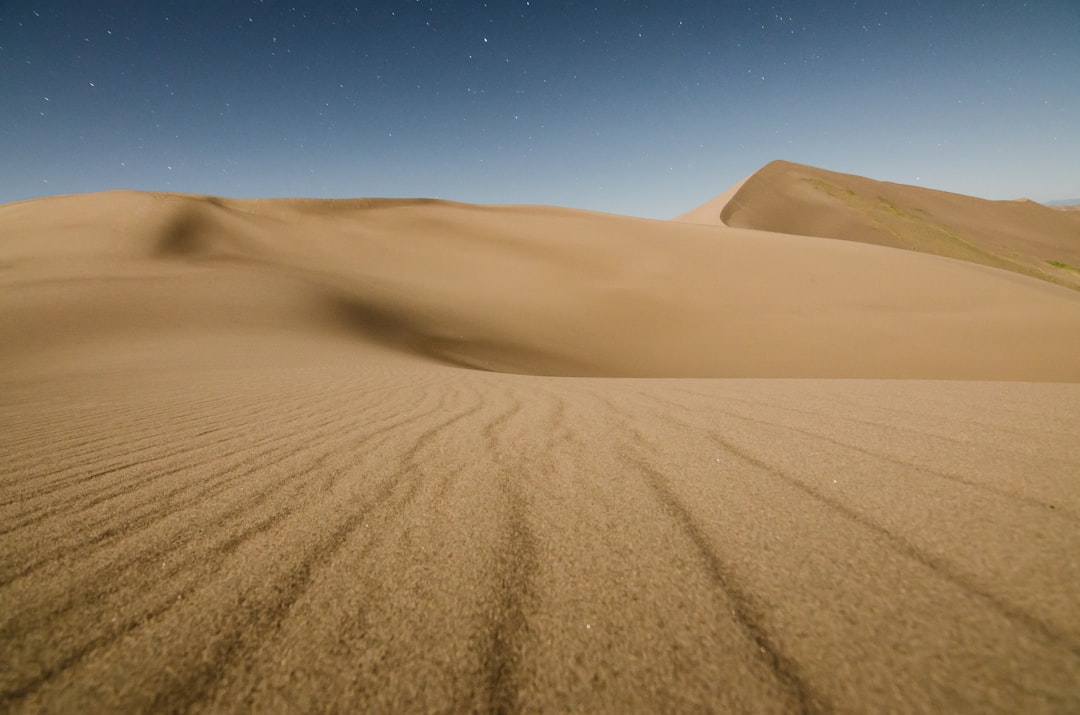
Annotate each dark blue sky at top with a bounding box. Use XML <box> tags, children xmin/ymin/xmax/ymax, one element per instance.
<box><xmin>2</xmin><ymin>1</ymin><xmax>1078</xmax><ymax>218</ymax></box>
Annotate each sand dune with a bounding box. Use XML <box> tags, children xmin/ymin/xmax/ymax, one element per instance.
<box><xmin>4</xmin><ymin>189</ymin><xmax>1080</xmax><ymax>380</ymax></box>
<box><xmin>679</xmin><ymin>160</ymin><xmax>1080</xmax><ymax>291</ymax></box>
<box><xmin>3</xmin><ymin>182</ymin><xmax>1080</xmax><ymax>712</ymax></box>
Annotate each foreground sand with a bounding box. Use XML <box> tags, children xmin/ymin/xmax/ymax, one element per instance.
<box><xmin>3</xmin><ymin>354</ymin><xmax>1079</xmax><ymax>713</ymax></box>
<box><xmin>2</xmin><ymin>187</ymin><xmax>1080</xmax><ymax>712</ymax></box>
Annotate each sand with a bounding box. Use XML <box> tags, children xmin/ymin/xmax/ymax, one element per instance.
<box><xmin>2</xmin><ymin>176</ymin><xmax>1079</xmax><ymax>713</ymax></box>
<box><xmin>678</xmin><ymin>160</ymin><xmax>1080</xmax><ymax>292</ymax></box>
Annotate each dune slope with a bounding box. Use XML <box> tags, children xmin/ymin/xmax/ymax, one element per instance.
<box><xmin>678</xmin><ymin>160</ymin><xmax>1080</xmax><ymax>291</ymax></box>
<box><xmin>4</xmin><ymin>190</ymin><xmax>1080</xmax><ymax>380</ymax></box>
<box><xmin>2</xmin><ymin>189</ymin><xmax>1079</xmax><ymax>713</ymax></box>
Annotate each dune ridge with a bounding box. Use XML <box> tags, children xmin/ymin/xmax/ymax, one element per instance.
<box><xmin>3</xmin><ymin>175</ymin><xmax>1080</xmax><ymax>713</ymax></box>
<box><xmin>679</xmin><ymin>160</ymin><xmax>1080</xmax><ymax>291</ymax></box>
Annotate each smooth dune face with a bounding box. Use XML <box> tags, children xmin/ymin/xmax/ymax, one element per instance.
<box><xmin>679</xmin><ymin>160</ymin><xmax>1080</xmax><ymax>291</ymax></box>
<box><xmin>4</xmin><ymin>189</ymin><xmax>1080</xmax><ymax>380</ymax></box>
<box><xmin>3</xmin><ymin>186</ymin><xmax>1080</xmax><ymax>713</ymax></box>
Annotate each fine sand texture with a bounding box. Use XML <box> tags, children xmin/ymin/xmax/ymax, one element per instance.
<box><xmin>3</xmin><ymin>186</ymin><xmax>1080</xmax><ymax>713</ymax></box>
<box><xmin>678</xmin><ymin>160</ymin><xmax>1080</xmax><ymax>291</ymax></box>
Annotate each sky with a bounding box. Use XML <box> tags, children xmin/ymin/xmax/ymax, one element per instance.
<box><xmin>2</xmin><ymin>1</ymin><xmax>1078</xmax><ymax>219</ymax></box>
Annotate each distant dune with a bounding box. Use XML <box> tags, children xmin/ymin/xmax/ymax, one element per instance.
<box><xmin>678</xmin><ymin>160</ymin><xmax>1080</xmax><ymax>291</ymax></box>
<box><xmin>3</xmin><ymin>179</ymin><xmax>1079</xmax><ymax>713</ymax></box>
<box><xmin>4</xmin><ymin>188</ymin><xmax>1080</xmax><ymax>380</ymax></box>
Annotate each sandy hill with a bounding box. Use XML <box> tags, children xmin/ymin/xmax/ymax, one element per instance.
<box><xmin>678</xmin><ymin>160</ymin><xmax>1080</xmax><ymax>291</ymax></box>
<box><xmin>3</xmin><ymin>187</ymin><xmax>1080</xmax><ymax>713</ymax></box>
<box><xmin>4</xmin><ymin>189</ymin><xmax>1080</xmax><ymax>381</ymax></box>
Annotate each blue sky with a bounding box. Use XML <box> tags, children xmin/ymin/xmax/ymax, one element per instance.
<box><xmin>2</xmin><ymin>1</ymin><xmax>1078</xmax><ymax>218</ymax></box>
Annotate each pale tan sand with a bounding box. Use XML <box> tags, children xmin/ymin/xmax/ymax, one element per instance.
<box><xmin>678</xmin><ymin>160</ymin><xmax>1080</xmax><ymax>291</ymax></box>
<box><xmin>2</xmin><ymin>186</ymin><xmax>1080</xmax><ymax>713</ymax></box>
<box><xmin>4</xmin><ymin>190</ymin><xmax>1080</xmax><ymax>380</ymax></box>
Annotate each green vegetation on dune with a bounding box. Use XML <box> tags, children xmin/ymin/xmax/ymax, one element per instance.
<box><xmin>801</xmin><ymin>177</ymin><xmax>1080</xmax><ymax>291</ymax></box>
<box><xmin>876</xmin><ymin>197</ymin><xmax>919</xmax><ymax>220</ymax></box>
<box><xmin>804</xmin><ymin>177</ymin><xmax>999</xmax><ymax>261</ymax></box>
<box><xmin>804</xmin><ymin>177</ymin><xmax>855</xmax><ymax>199</ymax></box>
<box><xmin>1047</xmin><ymin>260</ymin><xmax>1080</xmax><ymax>274</ymax></box>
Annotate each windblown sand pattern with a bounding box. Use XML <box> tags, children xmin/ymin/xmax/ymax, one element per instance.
<box><xmin>2</xmin><ymin>176</ymin><xmax>1079</xmax><ymax>712</ymax></box>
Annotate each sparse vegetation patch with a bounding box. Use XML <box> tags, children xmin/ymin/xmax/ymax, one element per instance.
<box><xmin>1047</xmin><ymin>259</ymin><xmax>1080</xmax><ymax>274</ymax></box>
<box><xmin>804</xmin><ymin>178</ymin><xmax>855</xmax><ymax>199</ymax></box>
<box><xmin>877</xmin><ymin>197</ymin><xmax>920</xmax><ymax>221</ymax></box>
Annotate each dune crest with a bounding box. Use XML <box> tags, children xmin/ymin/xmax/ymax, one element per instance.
<box><xmin>679</xmin><ymin>160</ymin><xmax>1080</xmax><ymax>291</ymax></box>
